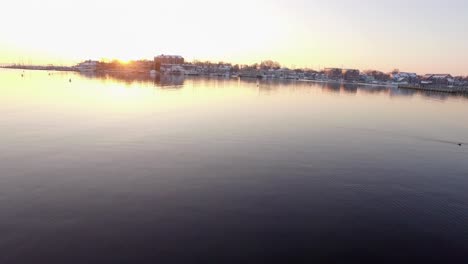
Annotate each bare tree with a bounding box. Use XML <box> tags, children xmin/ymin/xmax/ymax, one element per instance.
<box><xmin>260</xmin><ymin>60</ymin><xmax>281</xmax><ymax>70</ymax></box>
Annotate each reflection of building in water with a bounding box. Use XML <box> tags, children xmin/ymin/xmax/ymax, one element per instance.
<box><xmin>390</xmin><ymin>87</ymin><xmax>451</xmax><ymax>100</ymax></box>
<box><xmin>79</xmin><ymin>71</ymin><xmax>156</xmax><ymax>85</ymax></box>
<box><xmin>258</xmin><ymin>82</ymin><xmax>280</xmax><ymax>95</ymax></box>
<box><xmin>77</xmin><ymin>70</ymin><xmax>185</xmax><ymax>87</ymax></box>
<box><xmin>322</xmin><ymin>82</ymin><xmax>341</xmax><ymax>92</ymax></box>
<box><xmin>157</xmin><ymin>74</ymin><xmax>185</xmax><ymax>87</ymax></box>
<box><xmin>341</xmin><ymin>84</ymin><xmax>358</xmax><ymax>93</ymax></box>
<box><xmin>359</xmin><ymin>85</ymin><xmax>390</xmax><ymax>94</ymax></box>
<box><xmin>78</xmin><ymin>71</ymin><xmax>97</xmax><ymax>78</ymax></box>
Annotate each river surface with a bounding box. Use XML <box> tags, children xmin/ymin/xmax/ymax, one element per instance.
<box><xmin>1</xmin><ymin>69</ymin><xmax>468</xmax><ymax>263</ymax></box>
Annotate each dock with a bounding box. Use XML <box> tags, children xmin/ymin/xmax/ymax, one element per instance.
<box><xmin>399</xmin><ymin>84</ymin><xmax>468</xmax><ymax>94</ymax></box>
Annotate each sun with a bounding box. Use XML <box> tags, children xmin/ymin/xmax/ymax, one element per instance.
<box><xmin>99</xmin><ymin>57</ymin><xmax>134</xmax><ymax>65</ymax></box>
<box><xmin>118</xmin><ymin>59</ymin><xmax>131</xmax><ymax>65</ymax></box>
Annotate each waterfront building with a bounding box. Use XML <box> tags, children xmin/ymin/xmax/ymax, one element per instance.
<box><xmin>160</xmin><ymin>64</ymin><xmax>185</xmax><ymax>75</ymax></box>
<box><xmin>303</xmin><ymin>70</ymin><xmax>319</xmax><ymax>80</ymax></box>
<box><xmin>154</xmin><ymin>55</ymin><xmax>184</xmax><ymax>71</ymax></box>
<box><xmin>271</xmin><ymin>68</ymin><xmax>297</xmax><ymax>79</ymax></box>
<box><xmin>454</xmin><ymin>76</ymin><xmax>468</xmax><ymax>86</ymax></box>
<box><xmin>364</xmin><ymin>70</ymin><xmax>391</xmax><ymax>82</ymax></box>
<box><xmin>342</xmin><ymin>69</ymin><xmax>360</xmax><ymax>82</ymax></box>
<box><xmin>76</xmin><ymin>60</ymin><xmax>98</xmax><ymax>72</ymax></box>
<box><xmin>393</xmin><ymin>72</ymin><xmax>419</xmax><ymax>84</ymax></box>
<box><xmin>421</xmin><ymin>74</ymin><xmax>454</xmax><ymax>86</ymax></box>
<box><xmin>324</xmin><ymin>68</ymin><xmax>343</xmax><ymax>80</ymax></box>
<box><xmin>182</xmin><ymin>64</ymin><xmax>200</xmax><ymax>75</ymax></box>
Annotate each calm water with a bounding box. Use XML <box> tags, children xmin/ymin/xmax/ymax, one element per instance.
<box><xmin>1</xmin><ymin>69</ymin><xmax>468</xmax><ymax>263</ymax></box>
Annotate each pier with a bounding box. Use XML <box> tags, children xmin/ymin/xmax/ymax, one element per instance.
<box><xmin>399</xmin><ymin>84</ymin><xmax>468</xmax><ymax>94</ymax></box>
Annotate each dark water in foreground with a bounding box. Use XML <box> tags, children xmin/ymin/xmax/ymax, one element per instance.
<box><xmin>1</xmin><ymin>69</ymin><xmax>468</xmax><ymax>263</ymax></box>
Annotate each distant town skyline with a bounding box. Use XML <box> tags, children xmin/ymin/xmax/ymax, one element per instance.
<box><xmin>1</xmin><ymin>0</ymin><xmax>468</xmax><ymax>75</ymax></box>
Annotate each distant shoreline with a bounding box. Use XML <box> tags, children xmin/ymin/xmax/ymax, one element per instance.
<box><xmin>1</xmin><ymin>65</ymin><xmax>75</xmax><ymax>72</ymax></box>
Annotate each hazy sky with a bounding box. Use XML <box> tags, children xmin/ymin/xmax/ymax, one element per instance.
<box><xmin>1</xmin><ymin>0</ymin><xmax>467</xmax><ymax>74</ymax></box>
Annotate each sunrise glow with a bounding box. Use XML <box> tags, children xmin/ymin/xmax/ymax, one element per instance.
<box><xmin>1</xmin><ymin>0</ymin><xmax>468</xmax><ymax>74</ymax></box>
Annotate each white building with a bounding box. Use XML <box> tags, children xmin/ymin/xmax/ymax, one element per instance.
<box><xmin>76</xmin><ymin>60</ymin><xmax>98</xmax><ymax>72</ymax></box>
<box><xmin>392</xmin><ymin>72</ymin><xmax>418</xmax><ymax>83</ymax></box>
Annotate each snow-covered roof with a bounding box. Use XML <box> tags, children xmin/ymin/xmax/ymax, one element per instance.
<box><xmin>423</xmin><ymin>74</ymin><xmax>452</xmax><ymax>79</ymax></box>
<box><xmin>155</xmin><ymin>55</ymin><xmax>184</xmax><ymax>59</ymax></box>
<box><xmin>432</xmin><ymin>74</ymin><xmax>452</xmax><ymax>79</ymax></box>
<box><xmin>395</xmin><ymin>72</ymin><xmax>417</xmax><ymax>78</ymax></box>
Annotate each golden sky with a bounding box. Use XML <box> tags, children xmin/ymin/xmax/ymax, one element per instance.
<box><xmin>1</xmin><ymin>0</ymin><xmax>467</xmax><ymax>75</ymax></box>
